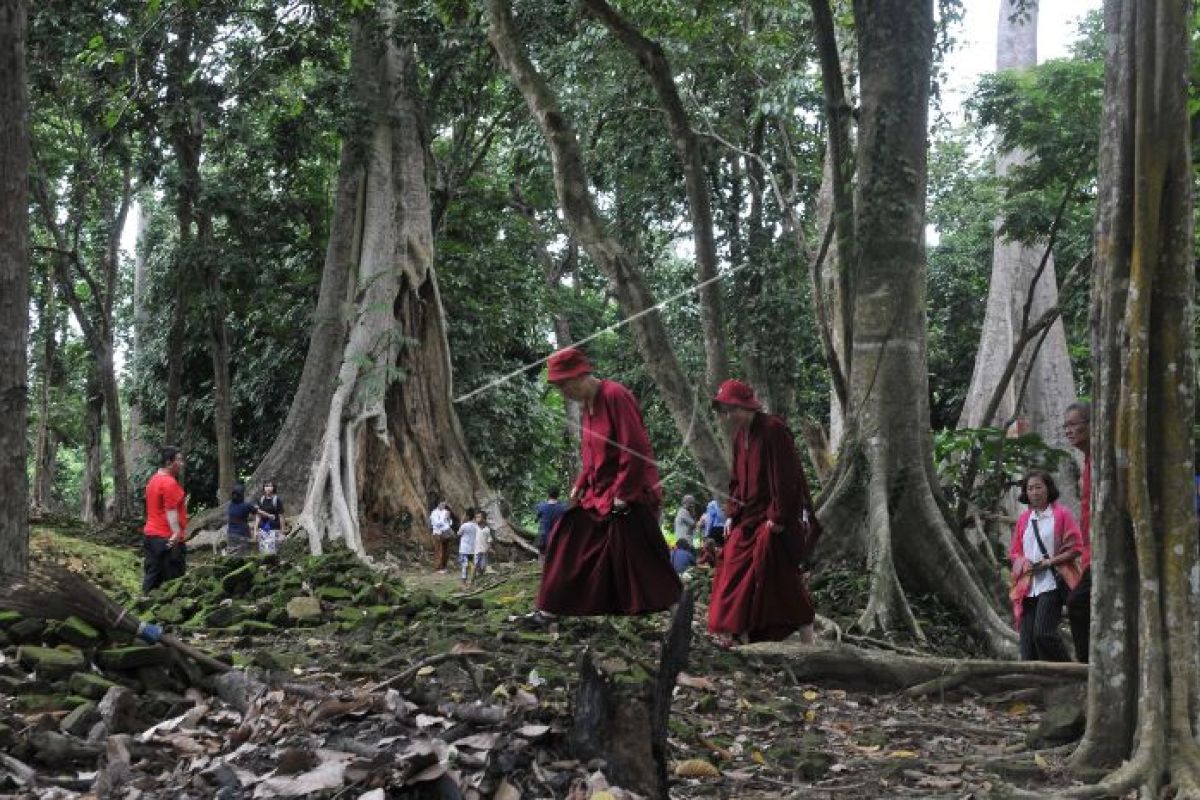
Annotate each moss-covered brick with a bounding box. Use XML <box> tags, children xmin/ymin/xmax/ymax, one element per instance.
<box><xmin>334</xmin><ymin>607</ymin><xmax>365</xmax><ymax>623</ymax></box>
<box><xmin>8</xmin><ymin>617</ymin><xmax>46</xmax><ymax>643</ymax></box>
<box><xmin>54</xmin><ymin>616</ymin><xmax>102</xmax><ymax>648</ymax></box>
<box><xmin>154</xmin><ymin>601</ymin><xmax>189</xmax><ymax>624</ymax></box>
<box><xmin>95</xmin><ymin>645</ymin><xmax>171</xmax><ymax>671</ymax></box>
<box><xmin>315</xmin><ymin>586</ymin><xmax>353</xmax><ymax>602</ymax></box>
<box><xmin>221</xmin><ymin>563</ymin><xmax>257</xmax><ymax>597</ymax></box>
<box><xmin>229</xmin><ymin>620</ymin><xmax>277</xmax><ymax>636</ymax></box>
<box><xmin>59</xmin><ymin>701</ymin><xmax>100</xmax><ymax>737</ymax></box>
<box><xmin>286</xmin><ymin>596</ymin><xmax>322</xmax><ymax>621</ymax></box>
<box><xmin>68</xmin><ymin>671</ymin><xmax>119</xmax><ymax>701</ymax></box>
<box><xmin>204</xmin><ymin>605</ymin><xmax>240</xmax><ymax>628</ymax></box>
<box><xmin>17</xmin><ymin>646</ymin><xmax>86</xmax><ymax>677</ymax></box>
<box><xmin>14</xmin><ymin>693</ymin><xmax>74</xmax><ymax>712</ymax></box>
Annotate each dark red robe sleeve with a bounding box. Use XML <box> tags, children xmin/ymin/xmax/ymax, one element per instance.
<box><xmin>765</xmin><ymin>420</ymin><xmax>802</xmax><ymax>527</ymax></box>
<box><xmin>609</xmin><ymin>385</ymin><xmax>651</xmax><ymax>504</ymax></box>
<box><xmin>725</xmin><ymin>428</ymin><xmax>744</xmax><ymax>522</ymax></box>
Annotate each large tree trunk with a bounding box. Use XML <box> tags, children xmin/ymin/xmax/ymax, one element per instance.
<box><xmin>0</xmin><ymin>0</ymin><xmax>30</xmax><ymax>576</ymax></box>
<box><xmin>956</xmin><ymin>1</ymin><xmax>1077</xmax><ymax>502</ymax></box>
<box><xmin>584</xmin><ymin>0</ymin><xmax>730</xmax><ymax>398</ymax></box>
<box><xmin>487</xmin><ymin>0</ymin><xmax>731</xmax><ymax>496</ymax></box>
<box><xmin>1068</xmin><ymin>0</ymin><xmax>1198</xmax><ymax>794</ymax></box>
<box><xmin>817</xmin><ymin>0</ymin><xmax>1016</xmax><ymax>655</ymax></box>
<box><xmin>254</xmin><ymin>8</ymin><xmax>522</xmax><ymax>557</ymax></box>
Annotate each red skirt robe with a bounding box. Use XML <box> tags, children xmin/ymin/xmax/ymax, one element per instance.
<box><xmin>537</xmin><ymin>380</ymin><xmax>681</xmax><ymax>615</ymax></box>
<box><xmin>707</xmin><ymin>413</ymin><xmax>819</xmax><ymax>641</ymax></box>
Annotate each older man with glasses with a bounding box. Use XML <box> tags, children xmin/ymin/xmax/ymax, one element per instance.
<box><xmin>1062</xmin><ymin>401</ymin><xmax>1092</xmax><ymax>663</ymax></box>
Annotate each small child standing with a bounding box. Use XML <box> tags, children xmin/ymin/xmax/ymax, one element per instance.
<box><xmin>473</xmin><ymin>510</ymin><xmax>492</xmax><ymax>581</ymax></box>
<box><xmin>457</xmin><ymin>513</ymin><xmax>479</xmax><ymax>587</ymax></box>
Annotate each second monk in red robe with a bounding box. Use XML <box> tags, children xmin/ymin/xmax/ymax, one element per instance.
<box><xmin>534</xmin><ymin>347</ymin><xmax>682</xmax><ymax>617</ymax></box>
<box><xmin>707</xmin><ymin>379</ymin><xmax>820</xmax><ymax>645</ymax></box>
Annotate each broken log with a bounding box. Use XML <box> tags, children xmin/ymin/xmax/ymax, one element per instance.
<box><xmin>571</xmin><ymin>589</ymin><xmax>694</xmax><ymax>800</ymax></box>
<box><xmin>742</xmin><ymin>640</ymin><xmax>1087</xmax><ymax>694</ymax></box>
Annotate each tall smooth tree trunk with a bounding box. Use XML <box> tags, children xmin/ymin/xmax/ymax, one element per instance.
<box><xmin>957</xmin><ymin>1</ymin><xmax>1077</xmax><ymax>485</ymax></box>
<box><xmin>251</xmin><ymin>8</ymin><xmax>523</xmax><ymax>556</ymax></box>
<box><xmin>98</xmin><ymin>168</ymin><xmax>133</xmax><ymax>518</ymax></box>
<box><xmin>126</xmin><ymin>201</ymin><xmax>152</xmax><ymax>477</ymax></box>
<box><xmin>31</xmin><ymin>274</ymin><xmax>59</xmax><ymax>513</ymax></box>
<box><xmin>81</xmin><ymin>367</ymin><xmax>105</xmax><ymax>524</ymax></box>
<box><xmin>487</xmin><ymin>0</ymin><xmax>731</xmax><ymax>496</ymax></box>
<box><xmin>0</xmin><ymin>0</ymin><xmax>30</xmax><ymax>576</ymax></box>
<box><xmin>200</xmin><ymin>212</ymin><xmax>235</xmax><ymax>504</ymax></box>
<box><xmin>1068</xmin><ymin>1</ymin><xmax>1198</xmax><ymax>794</ymax></box>
<box><xmin>584</xmin><ymin>0</ymin><xmax>730</xmax><ymax>398</ymax></box>
<box><xmin>817</xmin><ymin>0</ymin><xmax>1015</xmax><ymax>655</ymax></box>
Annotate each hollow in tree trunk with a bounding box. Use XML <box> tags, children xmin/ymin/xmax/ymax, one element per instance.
<box><xmin>816</xmin><ymin>0</ymin><xmax>1016</xmax><ymax>655</ymax></box>
<box><xmin>252</xmin><ymin>7</ymin><xmax>523</xmax><ymax>557</ymax></box>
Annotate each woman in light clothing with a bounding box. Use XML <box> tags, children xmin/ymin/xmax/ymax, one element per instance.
<box><xmin>1008</xmin><ymin>469</ymin><xmax>1083</xmax><ymax>662</ymax></box>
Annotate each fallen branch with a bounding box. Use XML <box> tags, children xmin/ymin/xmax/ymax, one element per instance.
<box><xmin>368</xmin><ymin>650</ymin><xmax>485</xmax><ymax>693</ymax></box>
<box><xmin>741</xmin><ymin>641</ymin><xmax>1086</xmax><ymax>693</ymax></box>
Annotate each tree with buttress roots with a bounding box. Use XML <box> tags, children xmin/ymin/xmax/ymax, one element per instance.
<box><xmin>1055</xmin><ymin>0</ymin><xmax>1197</xmax><ymax>795</ymax></box>
<box><xmin>814</xmin><ymin>0</ymin><xmax>1019</xmax><ymax>655</ymax></box>
<box><xmin>244</xmin><ymin>5</ymin><xmax>527</xmax><ymax>557</ymax></box>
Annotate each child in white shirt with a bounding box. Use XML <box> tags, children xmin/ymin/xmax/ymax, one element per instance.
<box><xmin>473</xmin><ymin>510</ymin><xmax>492</xmax><ymax>580</ymax></box>
<box><xmin>457</xmin><ymin>517</ymin><xmax>478</xmax><ymax>585</ymax></box>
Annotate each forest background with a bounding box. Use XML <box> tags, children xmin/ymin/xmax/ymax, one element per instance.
<box><xmin>21</xmin><ymin>0</ymin><xmax>1115</xmax><ymax>526</ymax></box>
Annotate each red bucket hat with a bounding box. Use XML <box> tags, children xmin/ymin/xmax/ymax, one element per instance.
<box><xmin>547</xmin><ymin>347</ymin><xmax>593</xmax><ymax>383</ymax></box>
<box><xmin>712</xmin><ymin>379</ymin><xmax>762</xmax><ymax>411</ymax></box>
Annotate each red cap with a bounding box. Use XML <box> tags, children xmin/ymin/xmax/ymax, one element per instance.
<box><xmin>712</xmin><ymin>379</ymin><xmax>761</xmax><ymax>411</ymax></box>
<box><xmin>547</xmin><ymin>347</ymin><xmax>593</xmax><ymax>383</ymax></box>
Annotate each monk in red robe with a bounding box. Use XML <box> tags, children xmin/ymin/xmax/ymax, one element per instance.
<box><xmin>532</xmin><ymin>347</ymin><xmax>682</xmax><ymax>619</ymax></box>
<box><xmin>707</xmin><ymin>379</ymin><xmax>820</xmax><ymax>646</ymax></box>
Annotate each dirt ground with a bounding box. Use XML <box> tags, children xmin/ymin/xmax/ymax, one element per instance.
<box><xmin>0</xmin><ymin>529</ymin><xmax>1095</xmax><ymax>799</ymax></box>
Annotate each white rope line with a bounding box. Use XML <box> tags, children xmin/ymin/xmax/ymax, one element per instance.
<box><xmin>452</xmin><ymin>260</ymin><xmax>754</xmax><ymax>404</ymax></box>
<box><xmin>560</xmin><ymin>408</ymin><xmax>737</xmax><ymax>507</ymax></box>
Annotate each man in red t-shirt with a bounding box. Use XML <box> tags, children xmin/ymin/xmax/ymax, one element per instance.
<box><xmin>143</xmin><ymin>446</ymin><xmax>188</xmax><ymax>593</ymax></box>
<box><xmin>1063</xmin><ymin>402</ymin><xmax>1091</xmax><ymax>663</ymax></box>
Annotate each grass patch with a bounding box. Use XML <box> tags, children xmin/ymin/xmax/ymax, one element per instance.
<box><xmin>30</xmin><ymin>526</ymin><xmax>142</xmax><ymax>600</ymax></box>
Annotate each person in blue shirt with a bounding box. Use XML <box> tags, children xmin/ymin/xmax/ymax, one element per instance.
<box><xmin>534</xmin><ymin>487</ymin><xmax>567</xmax><ymax>558</ymax></box>
<box><xmin>671</xmin><ymin>537</ymin><xmax>697</xmax><ymax>574</ymax></box>
<box><xmin>702</xmin><ymin>498</ymin><xmax>726</xmax><ymax>545</ymax></box>
<box><xmin>227</xmin><ymin>484</ymin><xmax>270</xmax><ymax>557</ymax></box>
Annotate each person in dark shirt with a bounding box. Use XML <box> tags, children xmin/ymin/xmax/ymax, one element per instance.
<box><xmin>227</xmin><ymin>484</ymin><xmax>270</xmax><ymax>557</ymax></box>
<box><xmin>534</xmin><ymin>487</ymin><xmax>567</xmax><ymax>558</ymax></box>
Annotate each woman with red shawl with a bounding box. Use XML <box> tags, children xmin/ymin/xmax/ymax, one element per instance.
<box><xmin>707</xmin><ymin>380</ymin><xmax>820</xmax><ymax>647</ymax></box>
<box><xmin>531</xmin><ymin>347</ymin><xmax>682</xmax><ymax>620</ymax></box>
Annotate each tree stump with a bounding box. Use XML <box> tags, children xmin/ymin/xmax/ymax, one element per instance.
<box><xmin>570</xmin><ymin>589</ymin><xmax>693</xmax><ymax>800</ymax></box>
